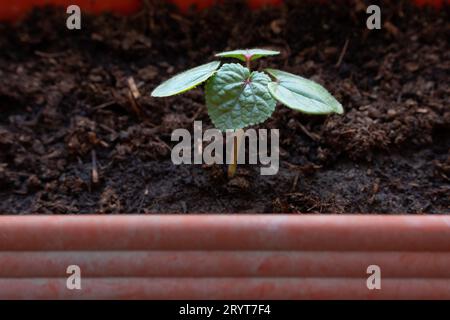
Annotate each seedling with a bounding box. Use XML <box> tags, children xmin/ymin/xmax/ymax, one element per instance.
<box><xmin>151</xmin><ymin>48</ymin><xmax>343</xmax><ymax>178</ymax></box>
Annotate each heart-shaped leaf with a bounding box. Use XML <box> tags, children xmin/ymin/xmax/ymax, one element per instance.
<box><xmin>151</xmin><ymin>61</ymin><xmax>221</xmax><ymax>97</ymax></box>
<box><xmin>215</xmin><ymin>49</ymin><xmax>280</xmax><ymax>62</ymax></box>
<box><xmin>266</xmin><ymin>69</ymin><xmax>344</xmax><ymax>115</ymax></box>
<box><xmin>206</xmin><ymin>63</ymin><xmax>276</xmax><ymax>131</ymax></box>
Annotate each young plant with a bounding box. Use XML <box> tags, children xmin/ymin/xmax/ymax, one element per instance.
<box><xmin>151</xmin><ymin>48</ymin><xmax>343</xmax><ymax>178</ymax></box>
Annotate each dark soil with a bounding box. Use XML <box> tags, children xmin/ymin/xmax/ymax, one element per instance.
<box><xmin>0</xmin><ymin>0</ymin><xmax>448</xmax><ymax>214</ymax></box>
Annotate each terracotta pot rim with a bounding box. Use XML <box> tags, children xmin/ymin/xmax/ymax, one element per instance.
<box><xmin>0</xmin><ymin>215</ymin><xmax>449</xmax><ymax>299</ymax></box>
<box><xmin>0</xmin><ymin>0</ymin><xmax>446</xmax><ymax>22</ymax></box>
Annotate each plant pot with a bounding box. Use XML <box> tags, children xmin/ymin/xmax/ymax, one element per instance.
<box><xmin>0</xmin><ymin>0</ymin><xmax>142</xmax><ymax>21</ymax></box>
<box><xmin>0</xmin><ymin>215</ymin><xmax>449</xmax><ymax>299</ymax></box>
<box><xmin>0</xmin><ymin>0</ymin><xmax>446</xmax><ymax>21</ymax></box>
<box><xmin>0</xmin><ymin>0</ymin><xmax>448</xmax><ymax>300</ymax></box>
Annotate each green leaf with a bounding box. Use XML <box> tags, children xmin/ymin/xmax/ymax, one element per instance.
<box><xmin>151</xmin><ymin>61</ymin><xmax>221</xmax><ymax>97</ymax></box>
<box><xmin>215</xmin><ymin>49</ymin><xmax>280</xmax><ymax>62</ymax></box>
<box><xmin>206</xmin><ymin>63</ymin><xmax>276</xmax><ymax>131</ymax></box>
<box><xmin>266</xmin><ymin>69</ymin><xmax>344</xmax><ymax>115</ymax></box>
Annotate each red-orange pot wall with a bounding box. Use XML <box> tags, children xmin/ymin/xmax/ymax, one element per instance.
<box><xmin>0</xmin><ymin>215</ymin><xmax>449</xmax><ymax>299</ymax></box>
<box><xmin>0</xmin><ymin>0</ymin><xmax>142</xmax><ymax>21</ymax></box>
<box><xmin>0</xmin><ymin>0</ymin><xmax>446</xmax><ymax>21</ymax></box>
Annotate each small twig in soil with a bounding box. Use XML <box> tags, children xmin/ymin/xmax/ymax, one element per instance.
<box><xmin>291</xmin><ymin>173</ymin><xmax>300</xmax><ymax>192</ymax></box>
<box><xmin>127</xmin><ymin>76</ymin><xmax>143</xmax><ymax>117</ymax></box>
<box><xmin>384</xmin><ymin>21</ymin><xmax>401</xmax><ymax>38</ymax></box>
<box><xmin>154</xmin><ymin>137</ymin><xmax>172</xmax><ymax>152</ymax></box>
<box><xmin>335</xmin><ymin>38</ymin><xmax>349</xmax><ymax>68</ymax></box>
<box><xmin>34</xmin><ymin>51</ymin><xmax>66</xmax><ymax>59</ymax></box>
<box><xmin>91</xmin><ymin>149</ymin><xmax>99</xmax><ymax>185</ymax></box>
<box><xmin>98</xmin><ymin>123</ymin><xmax>117</xmax><ymax>135</ymax></box>
<box><xmin>190</xmin><ymin>105</ymin><xmax>204</xmax><ymax>122</ymax></box>
<box><xmin>298</xmin><ymin>123</ymin><xmax>320</xmax><ymax>142</ymax></box>
<box><xmin>137</xmin><ymin>185</ymin><xmax>150</xmax><ymax>214</ymax></box>
<box><xmin>128</xmin><ymin>77</ymin><xmax>141</xmax><ymax>99</ymax></box>
<box><xmin>284</xmin><ymin>161</ymin><xmax>322</xmax><ymax>174</ymax></box>
<box><xmin>92</xmin><ymin>101</ymin><xmax>117</xmax><ymax>111</ymax></box>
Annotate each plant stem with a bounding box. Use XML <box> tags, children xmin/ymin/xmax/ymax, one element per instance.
<box><xmin>229</xmin><ymin>57</ymin><xmax>250</xmax><ymax>179</ymax></box>
<box><xmin>228</xmin><ymin>136</ymin><xmax>239</xmax><ymax>178</ymax></box>
<box><xmin>228</xmin><ymin>129</ymin><xmax>244</xmax><ymax>179</ymax></box>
